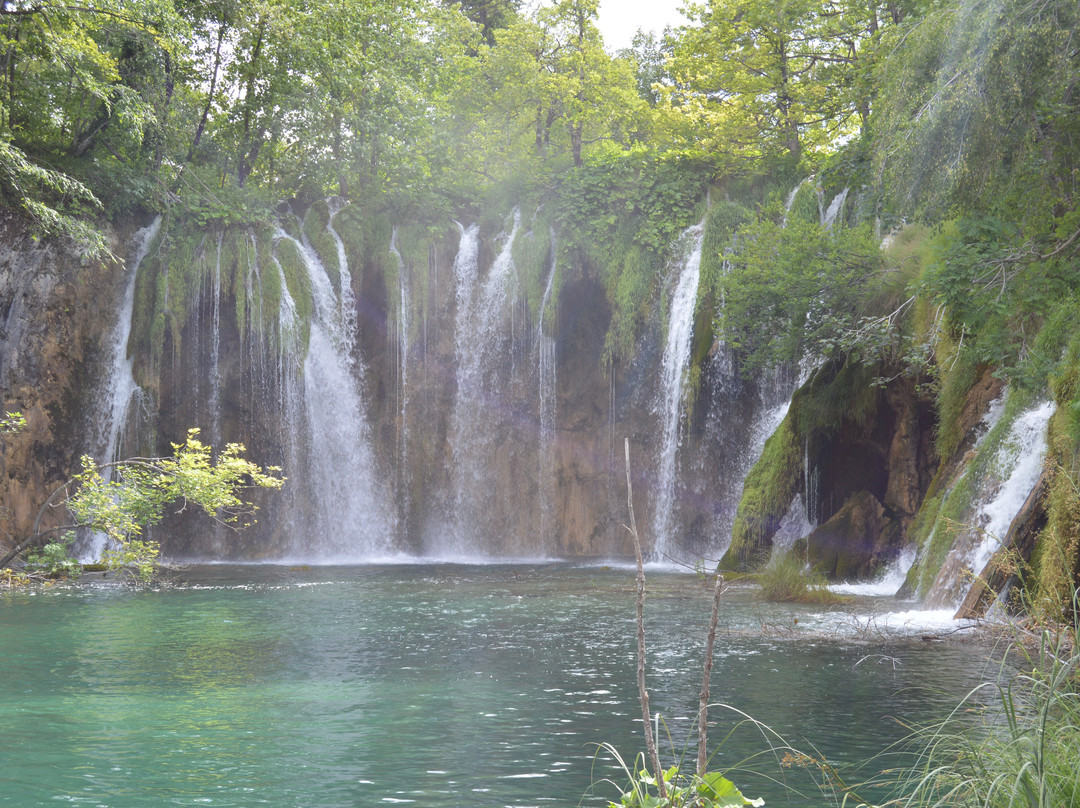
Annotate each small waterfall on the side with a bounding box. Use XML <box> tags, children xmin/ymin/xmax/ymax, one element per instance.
<box><xmin>208</xmin><ymin>233</ymin><xmax>223</xmax><ymax>448</ymax></box>
<box><xmin>821</xmin><ymin>188</ymin><xmax>850</xmax><ymax>230</ymax></box>
<box><xmin>447</xmin><ymin>210</ymin><xmax>522</xmax><ymax>556</ymax></box>
<box><xmin>925</xmin><ymin>397</ymin><xmax>1054</xmax><ymax>606</ymax></box>
<box><xmin>275</xmin><ymin>230</ymin><xmax>395</xmax><ymax>558</ymax></box>
<box><xmin>389</xmin><ymin>226</ymin><xmax>412</xmax><ymax>537</ymax></box>
<box><xmin>652</xmin><ymin>219</ymin><xmax>706</xmax><ymax>560</ymax></box>
<box><xmin>81</xmin><ymin>217</ymin><xmax>162</xmax><ymax>560</ymax></box>
<box><xmin>536</xmin><ymin>228</ymin><xmax>558</xmax><ymax>545</ymax></box>
<box><xmin>326</xmin><ymin>200</ymin><xmax>359</xmax><ymax>350</ymax></box>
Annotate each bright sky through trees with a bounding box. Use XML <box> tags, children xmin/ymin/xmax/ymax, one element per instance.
<box><xmin>596</xmin><ymin>0</ymin><xmax>688</xmax><ymax>50</ymax></box>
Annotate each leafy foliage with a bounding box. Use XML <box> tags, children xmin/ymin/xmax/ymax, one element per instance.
<box><xmin>715</xmin><ymin>206</ymin><xmax>882</xmax><ymax>376</ymax></box>
<box><xmin>69</xmin><ymin>429</ymin><xmax>283</xmax><ymax>540</ymax></box>
<box><xmin>756</xmin><ymin>552</ymin><xmax>843</xmax><ymax>604</ymax></box>
<box><xmin>605</xmin><ymin>758</ymin><xmax>764</xmax><ymax>808</ymax></box>
<box><xmin>1</xmin><ymin>411</ymin><xmax>26</xmax><ymax>434</ymax></box>
<box><xmin>53</xmin><ymin>429</ymin><xmax>283</xmax><ymax>579</ymax></box>
<box><xmin>24</xmin><ymin>532</ymin><xmax>82</xmax><ymax>579</ymax></box>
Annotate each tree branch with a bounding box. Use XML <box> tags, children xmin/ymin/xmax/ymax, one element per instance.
<box><xmin>624</xmin><ymin>438</ymin><xmax>666</xmax><ymax>800</ymax></box>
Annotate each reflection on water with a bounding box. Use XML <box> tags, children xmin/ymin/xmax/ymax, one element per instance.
<box><xmin>0</xmin><ymin>564</ymin><xmax>1009</xmax><ymax>807</ymax></box>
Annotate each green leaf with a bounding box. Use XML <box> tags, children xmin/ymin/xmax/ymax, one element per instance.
<box><xmin>697</xmin><ymin>772</ymin><xmax>765</xmax><ymax>807</ymax></box>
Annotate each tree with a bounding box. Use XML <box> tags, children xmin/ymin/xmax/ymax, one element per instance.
<box><xmin>666</xmin><ymin>0</ymin><xmax>882</xmax><ymax>165</ymax></box>
<box><xmin>449</xmin><ymin>0</ymin><xmax>520</xmax><ymax>46</ymax></box>
<box><xmin>0</xmin><ymin>429</ymin><xmax>284</xmax><ymax>581</ymax></box>
<box><xmin>0</xmin><ymin>0</ymin><xmax>183</xmax><ymax>249</ymax></box>
<box><xmin>715</xmin><ymin>207</ymin><xmax>882</xmax><ymax>375</ymax></box>
<box><xmin>462</xmin><ymin>0</ymin><xmax>642</xmax><ymax>182</ymax></box>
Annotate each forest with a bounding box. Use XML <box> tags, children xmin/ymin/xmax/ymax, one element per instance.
<box><xmin>2</xmin><ymin>1</ymin><xmax>1080</xmax><ymax>805</ymax></box>
<box><xmin>3</xmin><ymin>0</ymin><xmax>1077</xmax><ymax>613</ymax></box>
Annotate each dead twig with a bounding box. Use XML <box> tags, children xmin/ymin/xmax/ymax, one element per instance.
<box><xmin>624</xmin><ymin>438</ymin><xmax>666</xmax><ymax>801</ymax></box>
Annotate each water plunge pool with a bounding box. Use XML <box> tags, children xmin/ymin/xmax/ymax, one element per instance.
<box><xmin>0</xmin><ymin>564</ymin><xmax>1005</xmax><ymax>806</ymax></box>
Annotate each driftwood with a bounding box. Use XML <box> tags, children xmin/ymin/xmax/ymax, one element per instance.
<box><xmin>954</xmin><ymin>469</ymin><xmax>1048</xmax><ymax>620</ymax></box>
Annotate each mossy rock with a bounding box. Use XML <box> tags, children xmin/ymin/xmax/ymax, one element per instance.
<box><xmin>806</xmin><ymin>490</ymin><xmax>893</xmax><ymax>580</ymax></box>
<box><xmin>720</xmin><ymin>412</ymin><xmax>801</xmax><ymax>570</ymax></box>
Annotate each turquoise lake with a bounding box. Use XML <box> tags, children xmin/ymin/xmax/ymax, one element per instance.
<box><xmin>0</xmin><ymin>564</ymin><xmax>1006</xmax><ymax>806</ymax></box>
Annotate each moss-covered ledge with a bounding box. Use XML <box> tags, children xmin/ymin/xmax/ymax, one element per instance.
<box><xmin>719</xmin><ymin>411</ymin><xmax>801</xmax><ymax>571</ymax></box>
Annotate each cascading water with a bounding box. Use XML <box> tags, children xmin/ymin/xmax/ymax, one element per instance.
<box><xmin>326</xmin><ymin>200</ymin><xmax>359</xmax><ymax>350</ymax></box>
<box><xmin>535</xmin><ymin>228</ymin><xmax>558</xmax><ymax>545</ymax></box>
<box><xmin>446</xmin><ymin>210</ymin><xmax>523</xmax><ymax>555</ymax></box>
<box><xmin>389</xmin><ymin>226</ymin><xmax>412</xmax><ymax>536</ymax></box>
<box><xmin>925</xmin><ymin>397</ymin><xmax>1053</xmax><ymax>606</ymax></box>
<box><xmin>274</xmin><ymin>228</ymin><xmax>395</xmax><ymax>559</ymax></box>
<box><xmin>81</xmin><ymin>217</ymin><xmax>162</xmax><ymax>560</ymax></box>
<box><xmin>652</xmin><ymin>219</ymin><xmax>706</xmax><ymax>560</ymax></box>
<box><xmin>207</xmin><ymin>233</ymin><xmax>223</xmax><ymax>449</ymax></box>
<box><xmin>821</xmin><ymin>188</ymin><xmax>849</xmax><ymax>230</ymax></box>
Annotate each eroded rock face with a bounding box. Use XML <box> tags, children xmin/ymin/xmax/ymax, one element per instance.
<box><xmin>553</xmin><ymin>275</ymin><xmax>619</xmax><ymax>557</ymax></box>
<box><xmin>806</xmin><ymin>489</ymin><xmax>898</xmax><ymax>579</ymax></box>
<box><xmin>799</xmin><ymin>370</ymin><xmax>936</xmax><ymax>578</ymax></box>
<box><xmin>1</xmin><ymin>209</ymin><xmax>861</xmax><ymax>564</ymax></box>
<box><xmin>0</xmin><ymin>211</ymin><xmax>124</xmax><ymax>553</ymax></box>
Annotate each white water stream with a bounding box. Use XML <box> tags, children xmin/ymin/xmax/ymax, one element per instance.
<box><xmin>82</xmin><ymin>217</ymin><xmax>161</xmax><ymax>560</ymax></box>
<box><xmin>447</xmin><ymin>210</ymin><xmax>522</xmax><ymax>555</ymax></box>
<box><xmin>275</xmin><ymin>228</ymin><xmax>395</xmax><ymax>558</ymax></box>
<box><xmin>652</xmin><ymin>220</ymin><xmax>706</xmax><ymax>560</ymax></box>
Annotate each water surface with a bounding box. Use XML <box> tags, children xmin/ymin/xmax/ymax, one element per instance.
<box><xmin>0</xmin><ymin>564</ymin><xmax>1007</xmax><ymax>806</ymax></box>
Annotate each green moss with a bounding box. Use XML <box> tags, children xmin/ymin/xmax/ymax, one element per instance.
<box><xmin>1030</xmin><ymin>326</ymin><xmax>1080</xmax><ymax>620</ymax></box>
<box><xmin>914</xmin><ymin>476</ymin><xmax>971</xmax><ymax>596</ymax></box>
<box><xmin>935</xmin><ymin>347</ymin><xmax>979</xmax><ymax>460</ymax></box>
<box><xmin>721</xmin><ymin>412</ymin><xmax>802</xmax><ymax>570</ymax></box>
<box><xmin>128</xmin><ymin>225</ymin><xmax>167</xmax><ymax>382</ymax></box>
<box><xmin>511</xmin><ymin>211</ymin><xmax>555</xmax><ymax>328</ymax></box>
<box><xmin>257</xmin><ymin>238</ymin><xmax>282</xmax><ymax>335</ymax></box>
<box><xmin>792</xmin><ymin>357</ymin><xmax>881</xmax><ymax>440</ymax></box>
<box><xmin>786</xmin><ymin>178</ymin><xmax>819</xmax><ymax>226</ymax></box>
<box><xmin>222</xmin><ymin>228</ymin><xmax>260</xmax><ymax>337</ymax></box>
<box><xmin>692</xmin><ymin>201</ymin><xmax>751</xmax><ymax>371</ymax></box>
<box><xmin>274</xmin><ymin>236</ymin><xmax>313</xmax><ymax>355</ymax></box>
<box><xmin>302</xmin><ymin>200</ymin><xmax>341</xmax><ymax>290</ymax></box>
<box><xmin>602</xmin><ymin>243</ymin><xmax>655</xmax><ymax>365</ymax></box>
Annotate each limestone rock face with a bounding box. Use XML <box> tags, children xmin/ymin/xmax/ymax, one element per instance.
<box><xmin>0</xmin><ymin>211</ymin><xmax>124</xmax><ymax>552</ymax></box>
<box><xmin>883</xmin><ymin>377</ymin><xmax>937</xmax><ymax>529</ymax></box>
<box><xmin>806</xmin><ymin>490</ymin><xmax>899</xmax><ymax>579</ymax></box>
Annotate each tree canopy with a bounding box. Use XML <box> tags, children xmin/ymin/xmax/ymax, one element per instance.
<box><xmin>0</xmin><ymin>0</ymin><xmax>1075</xmax><ymax>388</ymax></box>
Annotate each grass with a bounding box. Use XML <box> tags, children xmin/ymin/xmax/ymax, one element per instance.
<box><xmin>756</xmin><ymin>552</ymin><xmax>847</xmax><ymax>605</ymax></box>
<box><xmin>872</xmin><ymin>595</ymin><xmax>1080</xmax><ymax>808</ymax></box>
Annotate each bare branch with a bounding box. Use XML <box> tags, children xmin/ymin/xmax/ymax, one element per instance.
<box><xmin>624</xmin><ymin>437</ymin><xmax>666</xmax><ymax>800</ymax></box>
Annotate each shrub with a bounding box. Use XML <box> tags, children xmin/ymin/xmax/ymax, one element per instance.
<box><xmin>24</xmin><ymin>532</ymin><xmax>82</xmax><ymax>579</ymax></box>
<box><xmin>757</xmin><ymin>553</ymin><xmax>844</xmax><ymax>605</ymax></box>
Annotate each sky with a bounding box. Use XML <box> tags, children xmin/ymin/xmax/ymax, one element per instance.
<box><xmin>596</xmin><ymin>0</ymin><xmax>690</xmax><ymax>51</ymax></box>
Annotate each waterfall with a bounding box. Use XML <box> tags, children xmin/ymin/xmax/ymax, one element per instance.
<box><xmin>925</xmin><ymin>397</ymin><xmax>1053</xmax><ymax>606</ymax></box>
<box><xmin>968</xmin><ymin>402</ymin><xmax>1054</xmax><ymax>574</ymax></box>
<box><xmin>447</xmin><ymin>210</ymin><xmax>523</xmax><ymax>556</ymax></box>
<box><xmin>821</xmin><ymin>188</ymin><xmax>849</xmax><ymax>230</ymax></box>
<box><xmin>652</xmin><ymin>219</ymin><xmax>706</xmax><ymax>560</ymax></box>
<box><xmin>80</xmin><ymin>218</ymin><xmax>162</xmax><ymax>560</ymax></box>
<box><xmin>274</xmin><ymin>229</ymin><xmax>395</xmax><ymax>559</ymax></box>
<box><xmin>389</xmin><ymin>226</ymin><xmax>411</xmax><ymax>536</ymax></box>
<box><xmin>536</xmin><ymin>228</ymin><xmax>558</xmax><ymax>545</ymax></box>
<box><xmin>326</xmin><ymin>200</ymin><xmax>359</xmax><ymax>355</ymax></box>
<box><xmin>208</xmin><ymin>234</ymin><xmax>223</xmax><ymax>449</ymax></box>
